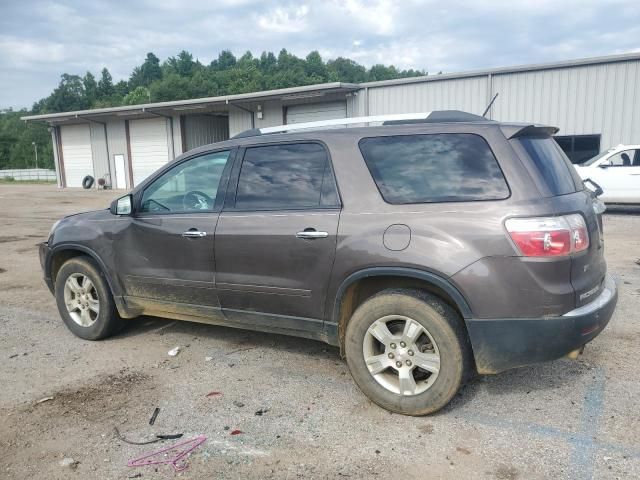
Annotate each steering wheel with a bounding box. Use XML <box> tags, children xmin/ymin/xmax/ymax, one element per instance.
<box><xmin>182</xmin><ymin>190</ymin><xmax>213</xmax><ymax>211</ymax></box>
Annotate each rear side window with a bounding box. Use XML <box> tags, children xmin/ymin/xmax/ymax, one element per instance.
<box><xmin>235</xmin><ymin>143</ymin><xmax>339</xmax><ymax>209</ymax></box>
<box><xmin>516</xmin><ymin>136</ymin><xmax>579</xmax><ymax>195</ymax></box>
<box><xmin>359</xmin><ymin>133</ymin><xmax>510</xmax><ymax>204</ymax></box>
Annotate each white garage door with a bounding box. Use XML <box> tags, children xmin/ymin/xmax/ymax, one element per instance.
<box><xmin>60</xmin><ymin>124</ymin><xmax>93</xmax><ymax>188</ymax></box>
<box><xmin>129</xmin><ymin>117</ymin><xmax>170</xmax><ymax>186</ymax></box>
<box><xmin>286</xmin><ymin>101</ymin><xmax>347</xmax><ymax>125</ymax></box>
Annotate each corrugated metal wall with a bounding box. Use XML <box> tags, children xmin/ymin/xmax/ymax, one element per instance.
<box><xmin>89</xmin><ymin>123</ymin><xmax>110</xmax><ymax>183</ymax></box>
<box><xmin>367</xmin><ymin>76</ymin><xmax>490</xmax><ymax>116</ymax></box>
<box><xmin>358</xmin><ymin>58</ymin><xmax>640</xmax><ymax>151</ymax></box>
<box><xmin>491</xmin><ymin>60</ymin><xmax>640</xmax><ymax>148</ymax></box>
<box><xmin>184</xmin><ymin>115</ymin><xmax>229</xmax><ymax>151</ymax></box>
<box><xmin>229</xmin><ymin>107</ymin><xmax>253</xmax><ymax>137</ymax></box>
<box><xmin>106</xmin><ymin>120</ymin><xmax>130</xmax><ymax>188</ymax></box>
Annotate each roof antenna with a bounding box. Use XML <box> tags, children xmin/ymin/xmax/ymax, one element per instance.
<box><xmin>482</xmin><ymin>93</ymin><xmax>499</xmax><ymax>118</ymax></box>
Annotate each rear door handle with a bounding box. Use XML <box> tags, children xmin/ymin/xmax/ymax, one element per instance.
<box><xmin>296</xmin><ymin>230</ymin><xmax>329</xmax><ymax>240</ymax></box>
<box><xmin>182</xmin><ymin>230</ymin><xmax>207</xmax><ymax>238</ymax></box>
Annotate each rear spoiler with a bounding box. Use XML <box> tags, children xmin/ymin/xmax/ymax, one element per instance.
<box><xmin>501</xmin><ymin>124</ymin><xmax>560</xmax><ymax>139</ymax></box>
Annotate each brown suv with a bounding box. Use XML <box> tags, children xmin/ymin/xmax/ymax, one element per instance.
<box><xmin>39</xmin><ymin>111</ymin><xmax>617</xmax><ymax>415</ymax></box>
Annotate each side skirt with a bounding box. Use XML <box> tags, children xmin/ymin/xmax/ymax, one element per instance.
<box><xmin>119</xmin><ymin>296</ymin><xmax>338</xmax><ymax>346</ymax></box>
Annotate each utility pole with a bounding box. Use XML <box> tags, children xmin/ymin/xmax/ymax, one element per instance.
<box><xmin>32</xmin><ymin>142</ymin><xmax>38</xmax><ymax>169</ymax></box>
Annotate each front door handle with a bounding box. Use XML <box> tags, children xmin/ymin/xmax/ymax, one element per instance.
<box><xmin>296</xmin><ymin>229</ymin><xmax>328</xmax><ymax>240</ymax></box>
<box><xmin>182</xmin><ymin>230</ymin><xmax>207</xmax><ymax>238</ymax></box>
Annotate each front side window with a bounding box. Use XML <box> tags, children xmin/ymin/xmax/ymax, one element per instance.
<box><xmin>359</xmin><ymin>133</ymin><xmax>510</xmax><ymax>204</ymax></box>
<box><xmin>235</xmin><ymin>143</ymin><xmax>338</xmax><ymax>209</ymax></box>
<box><xmin>140</xmin><ymin>150</ymin><xmax>231</xmax><ymax>213</ymax></box>
<box><xmin>608</xmin><ymin>149</ymin><xmax>640</xmax><ymax>167</ymax></box>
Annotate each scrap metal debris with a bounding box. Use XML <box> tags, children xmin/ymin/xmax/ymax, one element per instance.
<box><xmin>149</xmin><ymin>407</ymin><xmax>160</xmax><ymax>426</ymax></box>
<box><xmin>114</xmin><ymin>427</ymin><xmax>183</xmax><ymax>445</ymax></box>
<box><xmin>167</xmin><ymin>346</ymin><xmax>181</xmax><ymax>357</ymax></box>
<box><xmin>36</xmin><ymin>396</ymin><xmax>54</xmax><ymax>404</ymax></box>
<box><xmin>127</xmin><ymin>435</ymin><xmax>207</xmax><ymax>472</ymax></box>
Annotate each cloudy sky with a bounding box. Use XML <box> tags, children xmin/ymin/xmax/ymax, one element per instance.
<box><xmin>1</xmin><ymin>0</ymin><xmax>639</xmax><ymax>109</ymax></box>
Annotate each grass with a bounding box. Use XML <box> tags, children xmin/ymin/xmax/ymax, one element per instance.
<box><xmin>0</xmin><ymin>178</ymin><xmax>56</xmax><ymax>185</ymax></box>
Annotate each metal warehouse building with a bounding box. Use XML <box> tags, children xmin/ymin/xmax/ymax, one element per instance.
<box><xmin>23</xmin><ymin>52</ymin><xmax>640</xmax><ymax>189</ymax></box>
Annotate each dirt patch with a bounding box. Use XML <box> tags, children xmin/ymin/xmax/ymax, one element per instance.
<box><xmin>0</xmin><ymin>267</ymin><xmax>6</xmax><ymax>273</ymax></box>
<box><xmin>0</xmin><ymin>370</ymin><xmax>154</xmax><ymax>477</ymax></box>
<box><xmin>494</xmin><ymin>464</ymin><xmax>519</xmax><ymax>479</ymax></box>
<box><xmin>0</xmin><ymin>236</ymin><xmax>21</xmax><ymax>244</ymax></box>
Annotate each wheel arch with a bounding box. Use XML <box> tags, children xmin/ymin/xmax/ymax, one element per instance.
<box><xmin>48</xmin><ymin>244</ymin><xmax>121</xmax><ymax>297</ymax></box>
<box><xmin>332</xmin><ymin>267</ymin><xmax>473</xmax><ymax>355</ymax></box>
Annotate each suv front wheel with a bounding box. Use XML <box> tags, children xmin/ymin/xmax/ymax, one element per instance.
<box><xmin>345</xmin><ymin>289</ymin><xmax>470</xmax><ymax>415</ymax></box>
<box><xmin>54</xmin><ymin>256</ymin><xmax>124</xmax><ymax>340</ymax></box>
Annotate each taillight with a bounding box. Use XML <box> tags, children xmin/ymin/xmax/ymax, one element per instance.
<box><xmin>505</xmin><ymin>214</ymin><xmax>589</xmax><ymax>257</ymax></box>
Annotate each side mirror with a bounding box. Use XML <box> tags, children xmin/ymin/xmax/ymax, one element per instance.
<box><xmin>110</xmin><ymin>194</ymin><xmax>133</xmax><ymax>215</ymax></box>
<box><xmin>599</xmin><ymin>160</ymin><xmax>612</xmax><ymax>168</ymax></box>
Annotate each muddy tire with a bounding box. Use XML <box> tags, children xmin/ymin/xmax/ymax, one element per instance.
<box><xmin>345</xmin><ymin>289</ymin><xmax>470</xmax><ymax>416</ymax></box>
<box><xmin>54</xmin><ymin>256</ymin><xmax>123</xmax><ymax>340</ymax></box>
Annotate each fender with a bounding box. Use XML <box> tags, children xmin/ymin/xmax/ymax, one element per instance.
<box><xmin>48</xmin><ymin>243</ymin><xmax>123</xmax><ymax>297</ymax></box>
<box><xmin>331</xmin><ymin>266</ymin><xmax>473</xmax><ymax>325</ymax></box>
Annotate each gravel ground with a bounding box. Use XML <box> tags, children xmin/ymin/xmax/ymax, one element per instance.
<box><xmin>1</xmin><ymin>184</ymin><xmax>639</xmax><ymax>479</ymax></box>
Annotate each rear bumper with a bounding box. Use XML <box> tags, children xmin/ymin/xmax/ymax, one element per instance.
<box><xmin>39</xmin><ymin>242</ymin><xmax>54</xmax><ymax>294</ymax></box>
<box><xmin>467</xmin><ymin>274</ymin><xmax>617</xmax><ymax>374</ymax></box>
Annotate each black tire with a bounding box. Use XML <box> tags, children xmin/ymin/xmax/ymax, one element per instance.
<box><xmin>54</xmin><ymin>256</ymin><xmax>124</xmax><ymax>340</ymax></box>
<box><xmin>82</xmin><ymin>175</ymin><xmax>94</xmax><ymax>189</ymax></box>
<box><xmin>345</xmin><ymin>289</ymin><xmax>470</xmax><ymax>416</ymax></box>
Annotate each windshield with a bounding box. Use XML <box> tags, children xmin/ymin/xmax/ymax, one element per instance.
<box><xmin>581</xmin><ymin>150</ymin><xmax>610</xmax><ymax>166</ymax></box>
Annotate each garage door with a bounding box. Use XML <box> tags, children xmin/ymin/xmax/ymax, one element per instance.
<box><xmin>129</xmin><ymin>117</ymin><xmax>170</xmax><ymax>186</ymax></box>
<box><xmin>286</xmin><ymin>101</ymin><xmax>347</xmax><ymax>125</ymax></box>
<box><xmin>60</xmin><ymin>124</ymin><xmax>93</xmax><ymax>187</ymax></box>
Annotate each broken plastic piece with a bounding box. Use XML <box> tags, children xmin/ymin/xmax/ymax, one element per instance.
<box><xmin>127</xmin><ymin>435</ymin><xmax>207</xmax><ymax>472</ymax></box>
<box><xmin>230</xmin><ymin>429</ymin><xmax>242</xmax><ymax>435</ymax></box>
<box><xmin>149</xmin><ymin>407</ymin><xmax>160</xmax><ymax>426</ymax></box>
<box><xmin>168</xmin><ymin>346</ymin><xmax>181</xmax><ymax>356</ymax></box>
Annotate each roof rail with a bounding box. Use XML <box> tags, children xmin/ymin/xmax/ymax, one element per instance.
<box><xmin>259</xmin><ymin>112</ymin><xmax>433</xmax><ymax>135</ymax></box>
<box><xmin>231</xmin><ymin>110</ymin><xmax>492</xmax><ymax>139</ymax></box>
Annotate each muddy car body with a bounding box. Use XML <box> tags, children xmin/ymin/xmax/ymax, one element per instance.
<box><xmin>40</xmin><ymin>111</ymin><xmax>617</xmax><ymax>415</ymax></box>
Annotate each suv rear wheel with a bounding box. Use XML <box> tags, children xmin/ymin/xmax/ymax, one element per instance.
<box><xmin>54</xmin><ymin>257</ymin><xmax>123</xmax><ymax>340</ymax></box>
<box><xmin>345</xmin><ymin>289</ymin><xmax>469</xmax><ymax>415</ymax></box>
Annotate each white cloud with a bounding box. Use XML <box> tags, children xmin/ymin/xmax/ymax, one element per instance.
<box><xmin>1</xmin><ymin>0</ymin><xmax>639</xmax><ymax>108</ymax></box>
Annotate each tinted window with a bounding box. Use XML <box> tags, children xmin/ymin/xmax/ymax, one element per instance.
<box><xmin>517</xmin><ymin>137</ymin><xmax>578</xmax><ymax>195</ymax></box>
<box><xmin>235</xmin><ymin>143</ymin><xmax>337</xmax><ymax>209</ymax></box>
<box><xmin>140</xmin><ymin>150</ymin><xmax>230</xmax><ymax>213</ymax></box>
<box><xmin>359</xmin><ymin>134</ymin><xmax>509</xmax><ymax>204</ymax></box>
<box><xmin>554</xmin><ymin>134</ymin><xmax>601</xmax><ymax>164</ymax></box>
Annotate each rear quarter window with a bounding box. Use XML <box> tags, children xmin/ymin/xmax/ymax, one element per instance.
<box><xmin>358</xmin><ymin>133</ymin><xmax>510</xmax><ymax>204</ymax></box>
<box><xmin>515</xmin><ymin>136</ymin><xmax>581</xmax><ymax>196</ymax></box>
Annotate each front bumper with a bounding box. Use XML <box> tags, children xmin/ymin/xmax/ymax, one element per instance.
<box><xmin>39</xmin><ymin>241</ymin><xmax>54</xmax><ymax>294</ymax></box>
<box><xmin>466</xmin><ymin>274</ymin><xmax>617</xmax><ymax>374</ymax></box>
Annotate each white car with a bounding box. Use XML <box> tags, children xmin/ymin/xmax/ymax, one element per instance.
<box><xmin>575</xmin><ymin>144</ymin><xmax>640</xmax><ymax>204</ymax></box>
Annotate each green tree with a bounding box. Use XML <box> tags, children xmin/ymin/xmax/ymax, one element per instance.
<box><xmin>164</xmin><ymin>50</ymin><xmax>198</xmax><ymax>77</ymax></box>
<box><xmin>97</xmin><ymin>68</ymin><xmax>115</xmax><ymax>98</ymax></box>
<box><xmin>211</xmin><ymin>50</ymin><xmax>236</xmax><ymax>70</ymax></box>
<box><xmin>83</xmin><ymin>72</ymin><xmax>98</xmax><ymax>105</ymax></box>
<box><xmin>123</xmin><ymin>86</ymin><xmax>151</xmax><ymax>105</ymax></box>
<box><xmin>129</xmin><ymin>52</ymin><xmax>163</xmax><ymax>88</ymax></box>
<box><xmin>43</xmin><ymin>74</ymin><xmax>89</xmax><ymax>113</ymax></box>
